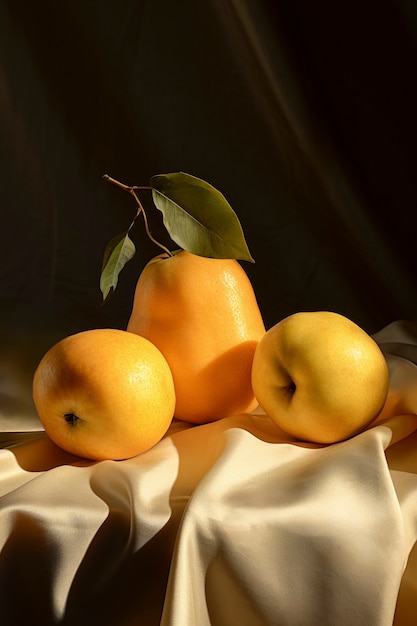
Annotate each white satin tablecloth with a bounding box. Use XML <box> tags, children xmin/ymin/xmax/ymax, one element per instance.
<box><xmin>1</xmin><ymin>320</ymin><xmax>417</xmax><ymax>625</ymax></box>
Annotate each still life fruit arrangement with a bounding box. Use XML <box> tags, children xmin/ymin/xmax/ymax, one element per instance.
<box><xmin>32</xmin><ymin>173</ymin><xmax>390</xmax><ymax>460</ymax></box>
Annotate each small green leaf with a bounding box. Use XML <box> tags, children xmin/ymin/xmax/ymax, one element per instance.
<box><xmin>150</xmin><ymin>172</ymin><xmax>254</xmax><ymax>262</ymax></box>
<box><xmin>100</xmin><ymin>232</ymin><xmax>136</xmax><ymax>302</ymax></box>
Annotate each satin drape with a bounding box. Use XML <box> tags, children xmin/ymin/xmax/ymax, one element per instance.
<box><xmin>1</xmin><ymin>322</ymin><xmax>417</xmax><ymax>625</ymax></box>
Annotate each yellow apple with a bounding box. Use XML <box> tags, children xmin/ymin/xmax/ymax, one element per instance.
<box><xmin>251</xmin><ymin>311</ymin><xmax>390</xmax><ymax>444</ymax></box>
<box><xmin>32</xmin><ymin>328</ymin><xmax>176</xmax><ymax>460</ymax></box>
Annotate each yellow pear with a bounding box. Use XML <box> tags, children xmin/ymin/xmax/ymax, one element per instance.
<box><xmin>127</xmin><ymin>250</ymin><xmax>266</xmax><ymax>424</ymax></box>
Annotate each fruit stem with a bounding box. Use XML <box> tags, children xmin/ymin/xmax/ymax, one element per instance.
<box><xmin>103</xmin><ymin>174</ymin><xmax>174</xmax><ymax>257</ymax></box>
<box><xmin>102</xmin><ymin>174</ymin><xmax>151</xmax><ymax>192</ymax></box>
<box><xmin>131</xmin><ymin>188</ymin><xmax>173</xmax><ymax>257</ymax></box>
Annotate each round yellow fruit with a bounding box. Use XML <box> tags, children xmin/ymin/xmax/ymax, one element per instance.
<box><xmin>127</xmin><ymin>250</ymin><xmax>266</xmax><ymax>424</ymax></box>
<box><xmin>251</xmin><ymin>311</ymin><xmax>390</xmax><ymax>444</ymax></box>
<box><xmin>32</xmin><ymin>328</ymin><xmax>176</xmax><ymax>460</ymax></box>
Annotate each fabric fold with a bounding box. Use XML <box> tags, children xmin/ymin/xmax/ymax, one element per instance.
<box><xmin>161</xmin><ymin>421</ymin><xmax>416</xmax><ymax>626</ymax></box>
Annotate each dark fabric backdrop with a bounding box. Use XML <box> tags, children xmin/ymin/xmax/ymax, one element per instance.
<box><xmin>1</xmin><ymin>0</ymin><xmax>417</xmax><ymax>345</ymax></box>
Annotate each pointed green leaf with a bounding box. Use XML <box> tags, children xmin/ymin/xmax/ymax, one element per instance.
<box><xmin>100</xmin><ymin>232</ymin><xmax>136</xmax><ymax>302</ymax></box>
<box><xmin>150</xmin><ymin>172</ymin><xmax>254</xmax><ymax>262</ymax></box>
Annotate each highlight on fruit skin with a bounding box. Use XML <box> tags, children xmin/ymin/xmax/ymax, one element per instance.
<box><xmin>32</xmin><ymin>328</ymin><xmax>176</xmax><ymax>461</ymax></box>
<box><xmin>251</xmin><ymin>311</ymin><xmax>390</xmax><ymax>444</ymax></box>
<box><xmin>126</xmin><ymin>250</ymin><xmax>266</xmax><ymax>424</ymax></box>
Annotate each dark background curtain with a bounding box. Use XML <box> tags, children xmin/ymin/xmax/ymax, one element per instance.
<box><xmin>1</xmin><ymin>0</ymin><xmax>417</xmax><ymax>346</ymax></box>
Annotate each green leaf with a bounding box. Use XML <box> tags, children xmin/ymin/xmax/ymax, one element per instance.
<box><xmin>150</xmin><ymin>172</ymin><xmax>254</xmax><ymax>262</ymax></box>
<box><xmin>100</xmin><ymin>232</ymin><xmax>136</xmax><ymax>302</ymax></box>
